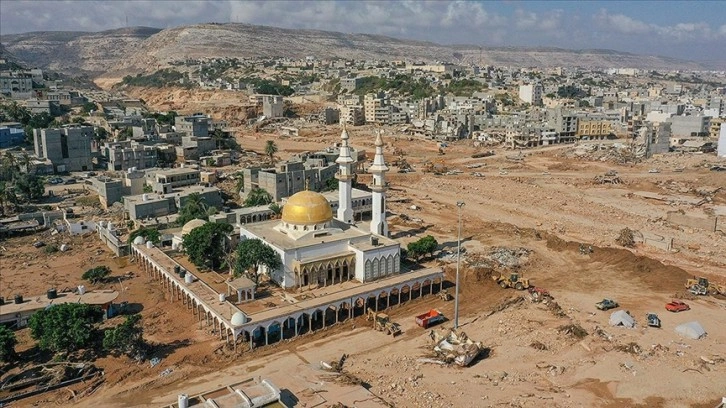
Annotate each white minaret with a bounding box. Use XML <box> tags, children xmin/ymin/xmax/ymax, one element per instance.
<box><xmin>369</xmin><ymin>130</ymin><xmax>389</xmax><ymax>236</ymax></box>
<box><xmin>335</xmin><ymin>125</ymin><xmax>354</xmax><ymax>224</ymax></box>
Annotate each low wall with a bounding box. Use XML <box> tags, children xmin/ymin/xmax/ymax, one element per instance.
<box><xmin>666</xmin><ymin>212</ymin><xmax>717</xmax><ymax>232</ymax></box>
<box><xmin>638</xmin><ymin>232</ymin><xmax>673</xmax><ymax>252</ymax></box>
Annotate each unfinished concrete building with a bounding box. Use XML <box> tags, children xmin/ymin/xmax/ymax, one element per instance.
<box><xmin>33</xmin><ymin>126</ymin><xmax>93</xmax><ymax>172</ymax></box>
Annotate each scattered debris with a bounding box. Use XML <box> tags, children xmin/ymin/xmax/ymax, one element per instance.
<box><xmin>429</xmin><ymin>329</ymin><xmax>484</xmax><ymax>367</ymax></box>
<box><xmin>616</xmin><ymin>228</ymin><xmax>636</xmax><ymax>247</ymax></box>
<box><xmin>558</xmin><ymin>324</ymin><xmax>588</xmax><ymax>339</ymax></box>
<box><xmin>530</xmin><ymin>341</ymin><xmax>548</xmax><ymax>351</ymax></box>
<box><xmin>615</xmin><ymin>342</ymin><xmax>642</xmax><ymax>355</ymax></box>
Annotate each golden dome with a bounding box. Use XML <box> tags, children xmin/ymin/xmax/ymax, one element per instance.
<box><xmin>282</xmin><ymin>191</ymin><xmax>333</xmax><ymax>225</ymax></box>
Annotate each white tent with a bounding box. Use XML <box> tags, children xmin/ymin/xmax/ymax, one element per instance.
<box><xmin>609</xmin><ymin>310</ymin><xmax>636</xmax><ymax>328</ymax></box>
<box><xmin>675</xmin><ymin>321</ymin><xmax>707</xmax><ymax>339</ymax></box>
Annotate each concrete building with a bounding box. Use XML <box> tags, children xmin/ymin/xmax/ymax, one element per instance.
<box><xmin>242</xmin><ymin>145</ymin><xmax>364</xmax><ymax>202</ymax></box>
<box><xmin>0</xmin><ymin>73</ymin><xmax>33</xmax><ymax>96</ymax></box>
<box><xmin>339</xmin><ymin>104</ymin><xmax>364</xmax><ymax>126</ymax></box>
<box><xmin>26</xmin><ymin>99</ymin><xmax>59</xmax><ymax>115</ymax></box>
<box><xmin>124</xmin><ymin>185</ymin><xmax>222</xmax><ymax>221</ymax></box>
<box><xmin>262</xmin><ymin>95</ymin><xmax>284</xmax><ymax>118</ymax></box>
<box><xmin>175</xmin><ymin>114</ymin><xmax>209</xmax><ymax>137</ymax></box>
<box><xmin>641</xmin><ymin>122</ymin><xmax>672</xmax><ymax>157</ymax></box>
<box><xmin>150</xmin><ymin>167</ymin><xmax>201</xmax><ymax>193</ymax></box>
<box><xmin>340</xmin><ymin>77</ymin><xmax>362</xmax><ymax>92</ymax></box>
<box><xmin>33</xmin><ymin>126</ymin><xmax>93</xmax><ymax>172</ymax></box>
<box><xmin>89</xmin><ymin>170</ymin><xmax>145</xmax><ymax>208</ymax></box>
<box><xmin>0</xmin><ymin>125</ymin><xmax>25</xmax><ymax>148</ymax></box>
<box><xmin>519</xmin><ymin>84</ymin><xmax>543</xmax><ymax>106</ymax></box>
<box><xmin>364</xmin><ymin>93</ymin><xmax>387</xmax><ymax>124</ymax></box>
<box><xmin>718</xmin><ymin>126</ymin><xmax>726</xmax><ymax>158</ymax></box>
<box><xmin>668</xmin><ymin>115</ymin><xmax>710</xmax><ymax>137</ymax></box>
<box><xmin>577</xmin><ymin>119</ymin><xmax>613</xmax><ymax>140</ymax></box>
<box><xmin>103</xmin><ymin>140</ymin><xmax>159</xmax><ymax>171</ymax></box>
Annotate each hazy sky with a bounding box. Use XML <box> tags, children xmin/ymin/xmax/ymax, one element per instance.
<box><xmin>1</xmin><ymin>1</ymin><xmax>724</xmax><ymax>62</ymax></box>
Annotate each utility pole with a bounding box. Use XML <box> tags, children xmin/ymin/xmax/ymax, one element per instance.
<box><xmin>454</xmin><ymin>201</ymin><xmax>465</xmax><ymax>329</ymax></box>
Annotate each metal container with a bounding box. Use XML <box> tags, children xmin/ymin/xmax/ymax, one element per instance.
<box><xmin>47</xmin><ymin>288</ymin><xmax>58</xmax><ymax>299</ymax></box>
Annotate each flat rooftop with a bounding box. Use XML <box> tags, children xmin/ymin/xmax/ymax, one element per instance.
<box><xmin>242</xmin><ymin>219</ymin><xmax>398</xmax><ymax>251</ymax></box>
<box><xmin>238</xmin><ymin>267</ymin><xmax>442</xmax><ymax>328</ymax></box>
<box><xmin>0</xmin><ymin>290</ymin><xmax>119</xmax><ymax>316</ymax></box>
<box><xmin>155</xmin><ymin>167</ymin><xmax>200</xmax><ymax>176</ymax></box>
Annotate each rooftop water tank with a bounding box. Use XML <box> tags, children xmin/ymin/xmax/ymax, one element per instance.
<box><xmin>133</xmin><ymin>236</ymin><xmax>145</xmax><ymax>245</ymax></box>
<box><xmin>78</xmin><ymin>285</ymin><xmax>86</xmax><ymax>295</ymax></box>
<box><xmin>142</xmin><ymin>193</ymin><xmax>149</xmax><ymax>202</ymax></box>
<box><xmin>146</xmin><ymin>241</ymin><xmax>154</xmax><ymax>248</ymax></box>
<box><xmin>218</xmin><ymin>293</ymin><xmax>225</xmax><ymax>302</ymax></box>
<box><xmin>178</xmin><ymin>394</ymin><xmax>189</xmax><ymax>408</ymax></box>
<box><xmin>184</xmin><ymin>273</ymin><xmax>193</xmax><ymax>284</ymax></box>
<box><xmin>14</xmin><ymin>294</ymin><xmax>23</xmax><ymax>304</ymax></box>
<box><xmin>47</xmin><ymin>288</ymin><xmax>58</xmax><ymax>299</ymax></box>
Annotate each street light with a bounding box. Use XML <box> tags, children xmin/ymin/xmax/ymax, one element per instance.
<box><xmin>454</xmin><ymin>200</ymin><xmax>465</xmax><ymax>330</ymax></box>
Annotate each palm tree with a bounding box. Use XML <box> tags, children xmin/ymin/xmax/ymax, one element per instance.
<box><xmin>264</xmin><ymin>140</ymin><xmax>278</xmax><ymax>166</ymax></box>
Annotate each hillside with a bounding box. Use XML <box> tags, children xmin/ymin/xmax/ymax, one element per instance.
<box><xmin>1</xmin><ymin>23</ymin><xmax>706</xmax><ymax>81</ymax></box>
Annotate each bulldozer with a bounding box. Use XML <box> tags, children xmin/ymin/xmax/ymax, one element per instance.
<box><xmin>493</xmin><ymin>272</ymin><xmax>531</xmax><ymax>290</ymax></box>
<box><xmin>367</xmin><ymin>308</ymin><xmax>401</xmax><ymax>336</ymax></box>
<box><xmin>438</xmin><ymin>289</ymin><xmax>453</xmax><ymax>301</ymax></box>
<box><xmin>685</xmin><ymin>277</ymin><xmax>726</xmax><ymax>296</ymax></box>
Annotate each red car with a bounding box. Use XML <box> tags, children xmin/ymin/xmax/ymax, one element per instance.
<box><xmin>665</xmin><ymin>300</ymin><xmax>690</xmax><ymax>312</ymax></box>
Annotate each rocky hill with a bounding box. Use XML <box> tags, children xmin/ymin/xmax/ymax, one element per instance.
<box><xmin>1</xmin><ymin>23</ymin><xmax>707</xmax><ymax>81</ymax></box>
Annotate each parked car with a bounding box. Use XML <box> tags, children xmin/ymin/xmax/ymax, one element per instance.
<box><xmin>665</xmin><ymin>300</ymin><xmax>690</xmax><ymax>312</ymax></box>
<box><xmin>646</xmin><ymin>313</ymin><xmax>661</xmax><ymax>328</ymax></box>
<box><xmin>596</xmin><ymin>298</ymin><xmax>619</xmax><ymax>310</ymax></box>
<box><xmin>64</xmin><ymin>178</ymin><xmax>77</xmax><ymax>185</ymax></box>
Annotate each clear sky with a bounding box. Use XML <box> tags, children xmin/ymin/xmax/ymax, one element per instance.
<box><xmin>1</xmin><ymin>0</ymin><xmax>724</xmax><ymax>63</ymax></box>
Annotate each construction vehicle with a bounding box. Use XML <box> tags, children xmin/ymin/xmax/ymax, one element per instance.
<box><xmin>438</xmin><ymin>289</ymin><xmax>453</xmax><ymax>301</ymax></box>
<box><xmin>493</xmin><ymin>272</ymin><xmax>531</xmax><ymax>290</ymax></box>
<box><xmin>685</xmin><ymin>277</ymin><xmax>726</xmax><ymax>296</ymax></box>
<box><xmin>367</xmin><ymin>308</ymin><xmax>401</xmax><ymax>336</ymax></box>
<box><xmin>415</xmin><ymin>309</ymin><xmax>445</xmax><ymax>328</ymax></box>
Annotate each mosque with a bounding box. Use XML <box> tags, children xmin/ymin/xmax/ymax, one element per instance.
<box><xmin>239</xmin><ymin>128</ymin><xmax>401</xmax><ymax>290</ymax></box>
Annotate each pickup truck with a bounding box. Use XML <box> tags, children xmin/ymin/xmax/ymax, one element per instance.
<box><xmin>415</xmin><ymin>309</ymin><xmax>445</xmax><ymax>328</ymax></box>
<box><xmin>595</xmin><ymin>299</ymin><xmax>619</xmax><ymax>311</ymax></box>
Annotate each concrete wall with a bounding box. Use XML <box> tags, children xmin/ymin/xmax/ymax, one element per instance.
<box><xmin>666</xmin><ymin>211</ymin><xmax>717</xmax><ymax>232</ymax></box>
<box><xmin>640</xmin><ymin>232</ymin><xmax>673</xmax><ymax>252</ymax></box>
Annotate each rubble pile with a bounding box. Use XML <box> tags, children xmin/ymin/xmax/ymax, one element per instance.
<box><xmin>562</xmin><ymin>143</ymin><xmax>643</xmax><ymax>164</ymax></box>
<box><xmin>615</xmin><ymin>227</ymin><xmax>636</xmax><ymax>247</ymax></box>
<box><xmin>486</xmin><ymin>247</ymin><xmax>532</xmax><ymax>269</ymax></box>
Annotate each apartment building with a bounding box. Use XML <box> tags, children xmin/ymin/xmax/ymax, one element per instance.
<box><xmin>103</xmin><ymin>141</ymin><xmax>159</xmax><ymax>171</ymax></box>
<box><xmin>577</xmin><ymin>119</ymin><xmax>613</xmax><ymax>140</ymax></box>
<box><xmin>518</xmin><ymin>84</ymin><xmax>543</xmax><ymax>106</ymax></box>
<box><xmin>33</xmin><ymin>126</ymin><xmax>93</xmax><ymax>172</ymax></box>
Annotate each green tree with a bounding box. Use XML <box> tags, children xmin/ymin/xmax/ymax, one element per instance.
<box><xmin>269</xmin><ymin>202</ymin><xmax>282</xmax><ymax>216</ymax></box>
<box><xmin>128</xmin><ymin>227</ymin><xmax>161</xmax><ymax>245</ymax></box>
<box><xmin>81</xmin><ymin>102</ymin><xmax>97</xmax><ymax>114</ymax></box>
<box><xmin>0</xmin><ymin>325</ymin><xmax>17</xmax><ymax>362</ymax></box>
<box><xmin>14</xmin><ymin>173</ymin><xmax>44</xmax><ymax>202</ymax></box>
<box><xmin>177</xmin><ymin>192</ymin><xmax>210</xmax><ymax>225</ymax></box>
<box><xmin>407</xmin><ymin>235</ymin><xmax>439</xmax><ymax>260</ymax></box>
<box><xmin>82</xmin><ymin>265</ymin><xmax>111</xmax><ymax>283</ymax></box>
<box><xmin>243</xmin><ymin>187</ymin><xmax>272</xmax><ymax>207</ymax></box>
<box><xmin>28</xmin><ymin>303</ymin><xmax>103</xmax><ymax>353</ymax></box>
<box><xmin>233</xmin><ymin>238</ymin><xmax>282</xmax><ymax>283</ymax></box>
<box><xmin>264</xmin><ymin>140</ymin><xmax>278</xmax><ymax>165</ymax></box>
<box><xmin>103</xmin><ymin>314</ymin><xmax>144</xmax><ymax>357</ymax></box>
<box><xmin>182</xmin><ymin>222</ymin><xmax>233</xmax><ymax>270</ymax></box>
<box><xmin>94</xmin><ymin>126</ymin><xmax>109</xmax><ymax>141</ymax></box>
<box><xmin>323</xmin><ymin>177</ymin><xmax>338</xmax><ymax>191</ymax></box>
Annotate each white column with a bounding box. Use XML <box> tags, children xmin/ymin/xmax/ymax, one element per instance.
<box><xmin>369</xmin><ymin>130</ymin><xmax>389</xmax><ymax>236</ymax></box>
<box><xmin>336</xmin><ymin>126</ymin><xmax>354</xmax><ymax>223</ymax></box>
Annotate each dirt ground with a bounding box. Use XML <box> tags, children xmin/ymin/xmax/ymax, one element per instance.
<box><xmin>1</xmin><ymin>124</ymin><xmax>725</xmax><ymax>407</ymax></box>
